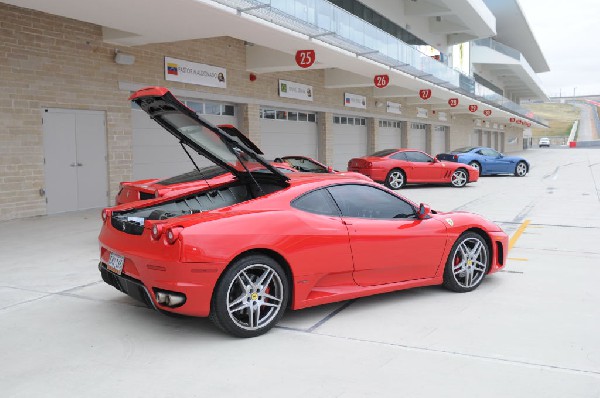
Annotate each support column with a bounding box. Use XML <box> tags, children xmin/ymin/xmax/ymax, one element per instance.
<box><xmin>367</xmin><ymin>117</ymin><xmax>379</xmax><ymax>154</ymax></box>
<box><xmin>317</xmin><ymin>112</ymin><xmax>333</xmax><ymax>166</ymax></box>
<box><xmin>425</xmin><ymin>124</ymin><xmax>433</xmax><ymax>154</ymax></box>
<box><xmin>445</xmin><ymin>126</ymin><xmax>451</xmax><ymax>152</ymax></box>
<box><xmin>400</xmin><ymin>121</ymin><xmax>408</xmax><ymax>148</ymax></box>
<box><xmin>239</xmin><ymin>103</ymin><xmax>261</xmax><ymax>147</ymax></box>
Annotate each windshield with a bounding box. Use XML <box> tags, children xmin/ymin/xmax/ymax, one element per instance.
<box><xmin>451</xmin><ymin>147</ymin><xmax>476</xmax><ymax>153</ymax></box>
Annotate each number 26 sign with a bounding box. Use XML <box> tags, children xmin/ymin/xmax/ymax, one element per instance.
<box><xmin>374</xmin><ymin>75</ymin><xmax>389</xmax><ymax>88</ymax></box>
<box><xmin>295</xmin><ymin>50</ymin><xmax>316</xmax><ymax>68</ymax></box>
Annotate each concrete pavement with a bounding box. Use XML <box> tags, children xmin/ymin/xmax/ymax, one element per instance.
<box><xmin>1</xmin><ymin>148</ymin><xmax>599</xmax><ymax>397</ymax></box>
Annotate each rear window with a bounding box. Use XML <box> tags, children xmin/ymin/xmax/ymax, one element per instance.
<box><xmin>451</xmin><ymin>147</ymin><xmax>476</xmax><ymax>153</ymax></box>
<box><xmin>370</xmin><ymin>149</ymin><xmax>398</xmax><ymax>157</ymax></box>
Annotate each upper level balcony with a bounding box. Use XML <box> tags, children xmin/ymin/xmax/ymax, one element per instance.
<box><xmin>213</xmin><ymin>0</ymin><xmax>546</xmax><ymax>125</ymax></box>
<box><xmin>471</xmin><ymin>38</ymin><xmax>549</xmax><ymax>102</ymax></box>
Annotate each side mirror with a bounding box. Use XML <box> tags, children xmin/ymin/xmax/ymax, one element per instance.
<box><xmin>417</xmin><ymin>203</ymin><xmax>431</xmax><ymax>219</ymax></box>
<box><xmin>433</xmin><ymin>157</ymin><xmax>440</xmax><ymax>163</ymax></box>
<box><xmin>327</xmin><ymin>166</ymin><xmax>334</xmax><ymax>173</ymax></box>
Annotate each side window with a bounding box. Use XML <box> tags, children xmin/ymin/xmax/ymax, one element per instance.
<box><xmin>481</xmin><ymin>148</ymin><xmax>498</xmax><ymax>157</ymax></box>
<box><xmin>327</xmin><ymin>184</ymin><xmax>415</xmax><ymax>219</ymax></box>
<box><xmin>405</xmin><ymin>151</ymin><xmax>433</xmax><ymax>163</ymax></box>
<box><xmin>390</xmin><ymin>152</ymin><xmax>407</xmax><ymax>161</ymax></box>
<box><xmin>291</xmin><ymin>189</ymin><xmax>340</xmax><ymax>216</ymax></box>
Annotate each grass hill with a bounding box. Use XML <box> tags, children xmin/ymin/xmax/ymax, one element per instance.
<box><xmin>524</xmin><ymin>102</ymin><xmax>580</xmax><ymax>137</ymax></box>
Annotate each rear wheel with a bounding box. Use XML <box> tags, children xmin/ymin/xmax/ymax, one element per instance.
<box><xmin>210</xmin><ymin>255</ymin><xmax>288</xmax><ymax>338</ymax></box>
<box><xmin>468</xmin><ymin>161</ymin><xmax>480</xmax><ymax>173</ymax></box>
<box><xmin>385</xmin><ymin>169</ymin><xmax>406</xmax><ymax>190</ymax></box>
<box><xmin>443</xmin><ymin>232</ymin><xmax>490</xmax><ymax>293</ymax></box>
<box><xmin>514</xmin><ymin>161</ymin><xmax>528</xmax><ymax>177</ymax></box>
<box><xmin>451</xmin><ymin>169</ymin><xmax>468</xmax><ymax>188</ymax></box>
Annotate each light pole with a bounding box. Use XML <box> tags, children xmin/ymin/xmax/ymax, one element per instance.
<box><xmin>573</xmin><ymin>87</ymin><xmax>577</xmax><ymax>97</ymax></box>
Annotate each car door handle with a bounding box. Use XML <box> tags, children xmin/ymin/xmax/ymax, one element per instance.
<box><xmin>70</xmin><ymin>163</ymin><xmax>77</xmax><ymax>167</ymax></box>
<box><xmin>77</xmin><ymin>162</ymin><xmax>83</xmax><ymax>167</ymax></box>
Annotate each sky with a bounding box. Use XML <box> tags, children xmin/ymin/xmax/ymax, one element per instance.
<box><xmin>518</xmin><ymin>0</ymin><xmax>600</xmax><ymax>97</ymax></box>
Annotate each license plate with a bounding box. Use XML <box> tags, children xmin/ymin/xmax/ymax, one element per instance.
<box><xmin>107</xmin><ymin>252</ymin><xmax>125</xmax><ymax>275</ymax></box>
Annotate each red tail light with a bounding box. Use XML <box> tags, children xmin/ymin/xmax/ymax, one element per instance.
<box><xmin>453</xmin><ymin>155</ymin><xmax>458</xmax><ymax>161</ymax></box>
<box><xmin>151</xmin><ymin>224</ymin><xmax>163</xmax><ymax>240</ymax></box>
<box><xmin>101</xmin><ymin>208</ymin><xmax>111</xmax><ymax>223</ymax></box>
<box><xmin>165</xmin><ymin>227</ymin><xmax>183</xmax><ymax>245</ymax></box>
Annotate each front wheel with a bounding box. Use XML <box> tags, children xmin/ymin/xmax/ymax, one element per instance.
<box><xmin>514</xmin><ymin>161</ymin><xmax>528</xmax><ymax>177</ymax></box>
<box><xmin>210</xmin><ymin>255</ymin><xmax>288</xmax><ymax>338</ymax></box>
<box><xmin>385</xmin><ymin>169</ymin><xmax>406</xmax><ymax>190</ymax></box>
<box><xmin>451</xmin><ymin>169</ymin><xmax>468</xmax><ymax>188</ymax></box>
<box><xmin>443</xmin><ymin>232</ymin><xmax>490</xmax><ymax>293</ymax></box>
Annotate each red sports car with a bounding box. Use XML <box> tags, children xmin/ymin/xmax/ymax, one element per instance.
<box><xmin>98</xmin><ymin>87</ymin><xmax>508</xmax><ymax>337</ymax></box>
<box><xmin>348</xmin><ymin>149</ymin><xmax>479</xmax><ymax>189</ymax></box>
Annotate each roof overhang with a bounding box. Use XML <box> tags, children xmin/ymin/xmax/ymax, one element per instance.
<box><xmin>482</xmin><ymin>0</ymin><xmax>550</xmax><ymax>72</ymax></box>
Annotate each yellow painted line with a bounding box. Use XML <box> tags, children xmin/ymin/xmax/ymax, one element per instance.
<box><xmin>509</xmin><ymin>219</ymin><xmax>531</xmax><ymax>251</ymax></box>
<box><xmin>508</xmin><ymin>257</ymin><xmax>528</xmax><ymax>262</ymax></box>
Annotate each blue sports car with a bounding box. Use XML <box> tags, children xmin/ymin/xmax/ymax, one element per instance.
<box><xmin>436</xmin><ymin>147</ymin><xmax>529</xmax><ymax>177</ymax></box>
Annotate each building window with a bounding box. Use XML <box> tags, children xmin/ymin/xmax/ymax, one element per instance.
<box><xmin>334</xmin><ymin>116</ymin><xmax>366</xmax><ymax>125</ymax></box>
<box><xmin>260</xmin><ymin>107</ymin><xmax>316</xmax><ymax>122</ymax></box>
<box><xmin>411</xmin><ymin>123</ymin><xmax>426</xmax><ymax>130</ymax></box>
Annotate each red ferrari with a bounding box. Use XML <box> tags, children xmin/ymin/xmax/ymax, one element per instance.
<box><xmin>348</xmin><ymin>149</ymin><xmax>479</xmax><ymax>189</ymax></box>
<box><xmin>99</xmin><ymin>87</ymin><xmax>508</xmax><ymax>337</ymax></box>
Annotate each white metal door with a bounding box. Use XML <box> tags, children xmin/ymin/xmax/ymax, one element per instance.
<box><xmin>377</xmin><ymin>126</ymin><xmax>402</xmax><ymax>150</ymax></box>
<box><xmin>43</xmin><ymin>109</ymin><xmax>108</xmax><ymax>214</ymax></box>
<box><xmin>431</xmin><ymin>126</ymin><xmax>447</xmax><ymax>156</ymax></box>
<box><xmin>483</xmin><ymin>131</ymin><xmax>491</xmax><ymax>147</ymax></box>
<box><xmin>472</xmin><ymin>129</ymin><xmax>482</xmax><ymax>146</ymax></box>
<box><xmin>333</xmin><ymin>119</ymin><xmax>367</xmax><ymax>170</ymax></box>
<box><xmin>407</xmin><ymin>123</ymin><xmax>427</xmax><ymax>151</ymax></box>
<box><xmin>260</xmin><ymin>119</ymin><xmax>318</xmax><ymax>160</ymax></box>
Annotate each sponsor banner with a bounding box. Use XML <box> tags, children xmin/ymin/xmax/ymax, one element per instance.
<box><xmin>416</xmin><ymin>107</ymin><xmax>428</xmax><ymax>118</ymax></box>
<box><xmin>344</xmin><ymin>93</ymin><xmax>366</xmax><ymax>109</ymax></box>
<box><xmin>165</xmin><ymin>57</ymin><xmax>226</xmax><ymax>88</ymax></box>
<box><xmin>493</xmin><ymin>123</ymin><xmax>498</xmax><ymax>129</ymax></box>
<box><xmin>508</xmin><ymin>137</ymin><xmax>518</xmax><ymax>144</ymax></box>
<box><xmin>386</xmin><ymin>101</ymin><xmax>402</xmax><ymax>115</ymax></box>
<box><xmin>279</xmin><ymin>80</ymin><xmax>313</xmax><ymax>101</ymax></box>
<box><xmin>438</xmin><ymin>112</ymin><xmax>447</xmax><ymax>122</ymax></box>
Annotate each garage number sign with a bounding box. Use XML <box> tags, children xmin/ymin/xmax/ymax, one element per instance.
<box><xmin>374</xmin><ymin>75</ymin><xmax>389</xmax><ymax>88</ymax></box>
<box><xmin>468</xmin><ymin>105</ymin><xmax>478</xmax><ymax>112</ymax></box>
<box><xmin>448</xmin><ymin>98</ymin><xmax>459</xmax><ymax>107</ymax></box>
<box><xmin>295</xmin><ymin>50</ymin><xmax>315</xmax><ymax>68</ymax></box>
<box><xmin>419</xmin><ymin>89</ymin><xmax>432</xmax><ymax>100</ymax></box>
<box><xmin>483</xmin><ymin>110</ymin><xmax>492</xmax><ymax>117</ymax></box>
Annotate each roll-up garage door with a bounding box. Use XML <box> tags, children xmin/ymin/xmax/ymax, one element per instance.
<box><xmin>132</xmin><ymin>99</ymin><xmax>238</xmax><ymax>180</ymax></box>
<box><xmin>259</xmin><ymin>108</ymin><xmax>318</xmax><ymax>160</ymax></box>
<box><xmin>472</xmin><ymin>129</ymin><xmax>482</xmax><ymax>146</ymax></box>
<box><xmin>377</xmin><ymin>119</ymin><xmax>402</xmax><ymax>151</ymax></box>
<box><xmin>482</xmin><ymin>131</ymin><xmax>491</xmax><ymax>147</ymax></box>
<box><xmin>407</xmin><ymin>122</ymin><xmax>427</xmax><ymax>151</ymax></box>
<box><xmin>333</xmin><ymin>115</ymin><xmax>368</xmax><ymax>171</ymax></box>
<box><xmin>431</xmin><ymin>126</ymin><xmax>448</xmax><ymax>156</ymax></box>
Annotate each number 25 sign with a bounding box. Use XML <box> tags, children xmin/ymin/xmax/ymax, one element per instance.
<box><xmin>374</xmin><ymin>75</ymin><xmax>389</xmax><ymax>88</ymax></box>
<box><xmin>295</xmin><ymin>50</ymin><xmax>316</xmax><ymax>68</ymax></box>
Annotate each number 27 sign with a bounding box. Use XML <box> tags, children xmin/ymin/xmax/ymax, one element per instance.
<box><xmin>295</xmin><ymin>50</ymin><xmax>315</xmax><ymax>68</ymax></box>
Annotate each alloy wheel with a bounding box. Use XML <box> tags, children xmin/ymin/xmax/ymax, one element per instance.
<box><xmin>516</xmin><ymin>162</ymin><xmax>527</xmax><ymax>176</ymax></box>
<box><xmin>451</xmin><ymin>170</ymin><xmax>467</xmax><ymax>187</ymax></box>
<box><xmin>226</xmin><ymin>263</ymin><xmax>284</xmax><ymax>331</ymax></box>
<box><xmin>451</xmin><ymin>237</ymin><xmax>488</xmax><ymax>288</ymax></box>
<box><xmin>387</xmin><ymin>171</ymin><xmax>404</xmax><ymax>189</ymax></box>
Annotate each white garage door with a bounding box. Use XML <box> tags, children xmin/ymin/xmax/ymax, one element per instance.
<box><xmin>482</xmin><ymin>130</ymin><xmax>491</xmax><ymax>147</ymax></box>
<box><xmin>132</xmin><ymin>100</ymin><xmax>238</xmax><ymax>180</ymax></box>
<box><xmin>333</xmin><ymin>115</ymin><xmax>367</xmax><ymax>170</ymax></box>
<box><xmin>407</xmin><ymin>122</ymin><xmax>427</xmax><ymax>151</ymax></box>
<box><xmin>259</xmin><ymin>108</ymin><xmax>318</xmax><ymax>160</ymax></box>
<box><xmin>471</xmin><ymin>129</ymin><xmax>482</xmax><ymax>146</ymax></box>
<box><xmin>377</xmin><ymin>120</ymin><xmax>402</xmax><ymax>151</ymax></box>
<box><xmin>431</xmin><ymin>126</ymin><xmax>448</xmax><ymax>156</ymax></box>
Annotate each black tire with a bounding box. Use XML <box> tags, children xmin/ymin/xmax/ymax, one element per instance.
<box><xmin>443</xmin><ymin>232</ymin><xmax>490</xmax><ymax>293</ymax></box>
<box><xmin>210</xmin><ymin>254</ymin><xmax>289</xmax><ymax>338</ymax></box>
<box><xmin>514</xmin><ymin>161</ymin><xmax>528</xmax><ymax>177</ymax></box>
<box><xmin>468</xmin><ymin>161</ymin><xmax>481</xmax><ymax>173</ymax></box>
<box><xmin>450</xmin><ymin>168</ymin><xmax>468</xmax><ymax>188</ymax></box>
<box><xmin>384</xmin><ymin>168</ymin><xmax>406</xmax><ymax>190</ymax></box>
